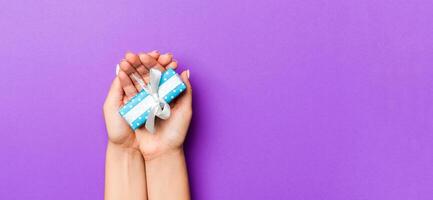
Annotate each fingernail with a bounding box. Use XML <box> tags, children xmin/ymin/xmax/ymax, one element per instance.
<box><xmin>153</xmin><ymin>50</ymin><xmax>160</xmax><ymax>54</ymax></box>
<box><xmin>172</xmin><ymin>59</ymin><xmax>178</xmax><ymax>63</ymax></box>
<box><xmin>186</xmin><ymin>70</ymin><xmax>190</xmax><ymax>79</ymax></box>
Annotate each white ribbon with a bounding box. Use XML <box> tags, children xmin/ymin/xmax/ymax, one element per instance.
<box><xmin>132</xmin><ymin>69</ymin><xmax>171</xmax><ymax>133</ymax></box>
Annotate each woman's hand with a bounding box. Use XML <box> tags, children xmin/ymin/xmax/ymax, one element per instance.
<box><xmin>103</xmin><ymin>76</ymin><xmax>136</xmax><ymax>148</ymax></box>
<box><xmin>104</xmin><ymin>51</ymin><xmax>192</xmax><ymax>160</ymax></box>
<box><xmin>134</xmin><ymin>70</ymin><xmax>192</xmax><ymax>160</ymax></box>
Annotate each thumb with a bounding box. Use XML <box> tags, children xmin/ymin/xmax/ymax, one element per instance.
<box><xmin>104</xmin><ymin>76</ymin><xmax>124</xmax><ymax>110</ymax></box>
<box><xmin>174</xmin><ymin>70</ymin><xmax>192</xmax><ymax>108</ymax></box>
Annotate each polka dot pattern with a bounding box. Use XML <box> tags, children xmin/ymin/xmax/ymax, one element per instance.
<box><xmin>119</xmin><ymin>89</ymin><xmax>149</xmax><ymax>115</ymax></box>
<box><xmin>119</xmin><ymin>68</ymin><xmax>187</xmax><ymax>130</ymax></box>
<box><xmin>162</xmin><ymin>82</ymin><xmax>186</xmax><ymax>104</ymax></box>
<box><xmin>130</xmin><ymin>110</ymin><xmax>150</xmax><ymax>130</ymax></box>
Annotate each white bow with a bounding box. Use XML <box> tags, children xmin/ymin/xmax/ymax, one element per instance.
<box><xmin>131</xmin><ymin>69</ymin><xmax>171</xmax><ymax>133</ymax></box>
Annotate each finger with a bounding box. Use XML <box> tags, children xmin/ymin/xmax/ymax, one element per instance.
<box><xmin>136</xmin><ymin>64</ymin><xmax>149</xmax><ymax>79</ymax></box>
<box><xmin>138</xmin><ymin>53</ymin><xmax>166</xmax><ymax>72</ymax></box>
<box><xmin>158</xmin><ymin>53</ymin><xmax>173</xmax><ymax>66</ymax></box>
<box><xmin>104</xmin><ymin>76</ymin><xmax>123</xmax><ymax>109</ymax></box>
<box><xmin>119</xmin><ymin>59</ymin><xmax>137</xmax><ymax>75</ymax></box>
<box><xmin>174</xmin><ymin>70</ymin><xmax>192</xmax><ymax>108</ymax></box>
<box><xmin>166</xmin><ymin>60</ymin><xmax>178</xmax><ymax>69</ymax></box>
<box><xmin>118</xmin><ymin>71</ymin><xmax>138</xmax><ymax>100</ymax></box>
<box><xmin>148</xmin><ymin>50</ymin><xmax>160</xmax><ymax>59</ymax></box>
<box><xmin>125</xmin><ymin>52</ymin><xmax>141</xmax><ymax>67</ymax></box>
<box><xmin>135</xmin><ymin>52</ymin><xmax>150</xmax><ymax>79</ymax></box>
<box><xmin>125</xmin><ymin>52</ymin><xmax>150</xmax><ymax>83</ymax></box>
<box><xmin>119</xmin><ymin>60</ymin><xmax>143</xmax><ymax>91</ymax></box>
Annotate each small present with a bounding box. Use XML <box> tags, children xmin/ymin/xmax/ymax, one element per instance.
<box><xmin>119</xmin><ymin>68</ymin><xmax>186</xmax><ymax>132</ymax></box>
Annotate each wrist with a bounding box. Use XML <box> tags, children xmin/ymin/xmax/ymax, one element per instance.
<box><xmin>142</xmin><ymin>146</ymin><xmax>184</xmax><ymax>162</ymax></box>
<box><xmin>105</xmin><ymin>142</ymin><xmax>147</xmax><ymax>200</ymax></box>
<box><xmin>107</xmin><ymin>141</ymin><xmax>142</xmax><ymax>157</ymax></box>
<box><xmin>144</xmin><ymin>147</ymin><xmax>190</xmax><ymax>200</ymax></box>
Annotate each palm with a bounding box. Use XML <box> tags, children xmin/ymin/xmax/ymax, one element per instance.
<box><xmin>104</xmin><ymin>51</ymin><xmax>192</xmax><ymax>158</ymax></box>
<box><xmin>135</xmin><ymin>98</ymin><xmax>192</xmax><ymax>158</ymax></box>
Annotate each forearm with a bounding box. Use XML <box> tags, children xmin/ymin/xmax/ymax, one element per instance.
<box><xmin>145</xmin><ymin>148</ymin><xmax>190</xmax><ymax>200</ymax></box>
<box><xmin>105</xmin><ymin>142</ymin><xmax>147</xmax><ymax>200</ymax></box>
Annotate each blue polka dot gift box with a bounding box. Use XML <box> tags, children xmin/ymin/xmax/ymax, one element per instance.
<box><xmin>119</xmin><ymin>68</ymin><xmax>186</xmax><ymax>131</ymax></box>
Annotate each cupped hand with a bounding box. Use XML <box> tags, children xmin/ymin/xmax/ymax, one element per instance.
<box><xmin>103</xmin><ymin>51</ymin><xmax>192</xmax><ymax>160</ymax></box>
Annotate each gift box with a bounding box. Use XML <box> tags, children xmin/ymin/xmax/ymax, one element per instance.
<box><xmin>119</xmin><ymin>68</ymin><xmax>186</xmax><ymax>130</ymax></box>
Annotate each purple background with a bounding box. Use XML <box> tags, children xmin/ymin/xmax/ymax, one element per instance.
<box><xmin>1</xmin><ymin>0</ymin><xmax>433</xmax><ymax>199</ymax></box>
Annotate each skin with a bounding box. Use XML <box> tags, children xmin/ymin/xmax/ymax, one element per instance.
<box><xmin>103</xmin><ymin>51</ymin><xmax>192</xmax><ymax>200</ymax></box>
